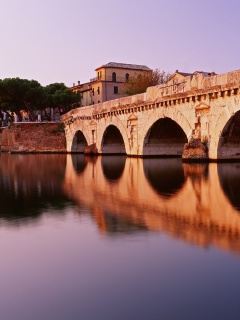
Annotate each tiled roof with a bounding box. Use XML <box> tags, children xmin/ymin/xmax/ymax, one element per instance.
<box><xmin>168</xmin><ymin>71</ymin><xmax>193</xmax><ymax>81</ymax></box>
<box><xmin>193</xmin><ymin>71</ymin><xmax>216</xmax><ymax>76</ymax></box>
<box><xmin>96</xmin><ymin>62</ymin><xmax>152</xmax><ymax>71</ymax></box>
<box><xmin>177</xmin><ymin>71</ymin><xmax>193</xmax><ymax>77</ymax></box>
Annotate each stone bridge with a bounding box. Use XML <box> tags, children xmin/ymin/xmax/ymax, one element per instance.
<box><xmin>61</xmin><ymin>70</ymin><xmax>240</xmax><ymax>160</ymax></box>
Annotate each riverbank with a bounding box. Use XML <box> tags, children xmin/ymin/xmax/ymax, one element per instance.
<box><xmin>0</xmin><ymin>123</ymin><xmax>66</xmax><ymax>153</ymax></box>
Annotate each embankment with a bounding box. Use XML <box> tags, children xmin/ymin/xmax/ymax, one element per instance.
<box><xmin>0</xmin><ymin>123</ymin><xmax>66</xmax><ymax>153</ymax></box>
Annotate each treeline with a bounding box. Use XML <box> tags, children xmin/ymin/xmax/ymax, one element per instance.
<box><xmin>0</xmin><ymin>78</ymin><xmax>80</xmax><ymax>121</ymax></box>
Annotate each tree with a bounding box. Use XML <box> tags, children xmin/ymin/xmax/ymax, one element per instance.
<box><xmin>0</xmin><ymin>79</ymin><xmax>80</xmax><ymax>121</ymax></box>
<box><xmin>121</xmin><ymin>69</ymin><xmax>171</xmax><ymax>96</ymax></box>
<box><xmin>44</xmin><ymin>83</ymin><xmax>80</xmax><ymax>118</ymax></box>
<box><xmin>0</xmin><ymin>78</ymin><xmax>44</xmax><ymax>120</ymax></box>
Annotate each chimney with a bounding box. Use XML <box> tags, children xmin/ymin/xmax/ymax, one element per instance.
<box><xmin>78</xmin><ymin>81</ymin><xmax>80</xmax><ymax>85</ymax></box>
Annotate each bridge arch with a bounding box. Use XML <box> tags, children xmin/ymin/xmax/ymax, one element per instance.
<box><xmin>140</xmin><ymin>109</ymin><xmax>191</xmax><ymax>156</ymax></box>
<box><xmin>71</xmin><ymin>130</ymin><xmax>88</xmax><ymax>152</ymax></box>
<box><xmin>96</xmin><ymin>116</ymin><xmax>130</xmax><ymax>154</ymax></box>
<box><xmin>217</xmin><ymin>110</ymin><xmax>240</xmax><ymax>159</ymax></box>
<box><xmin>209</xmin><ymin>103</ymin><xmax>240</xmax><ymax>159</ymax></box>
<box><xmin>100</xmin><ymin>124</ymin><xmax>126</xmax><ymax>154</ymax></box>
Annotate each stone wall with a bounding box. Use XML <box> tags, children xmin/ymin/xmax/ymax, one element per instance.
<box><xmin>0</xmin><ymin>123</ymin><xmax>66</xmax><ymax>153</ymax></box>
<box><xmin>0</xmin><ymin>128</ymin><xmax>4</xmax><ymax>148</ymax></box>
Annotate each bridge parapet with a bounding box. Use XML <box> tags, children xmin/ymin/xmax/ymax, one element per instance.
<box><xmin>62</xmin><ymin>80</ymin><xmax>239</xmax><ymax>132</ymax></box>
<box><xmin>147</xmin><ymin>69</ymin><xmax>240</xmax><ymax>99</ymax></box>
<box><xmin>62</xmin><ymin>70</ymin><xmax>240</xmax><ymax>125</ymax></box>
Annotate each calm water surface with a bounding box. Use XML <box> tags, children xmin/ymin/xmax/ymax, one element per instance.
<box><xmin>0</xmin><ymin>154</ymin><xmax>240</xmax><ymax>320</ymax></box>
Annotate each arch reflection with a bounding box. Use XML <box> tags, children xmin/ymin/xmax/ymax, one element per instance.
<box><xmin>71</xmin><ymin>154</ymin><xmax>87</xmax><ymax>175</ymax></box>
<box><xmin>143</xmin><ymin>158</ymin><xmax>186</xmax><ymax>197</ymax></box>
<box><xmin>218</xmin><ymin>163</ymin><xmax>240</xmax><ymax>211</ymax></box>
<box><xmin>63</xmin><ymin>157</ymin><xmax>240</xmax><ymax>254</ymax></box>
<box><xmin>101</xmin><ymin>156</ymin><xmax>126</xmax><ymax>182</ymax></box>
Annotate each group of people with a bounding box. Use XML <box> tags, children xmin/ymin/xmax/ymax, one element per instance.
<box><xmin>0</xmin><ymin>107</ymin><xmax>62</xmax><ymax>127</ymax></box>
<box><xmin>0</xmin><ymin>111</ymin><xmax>13</xmax><ymax>127</ymax></box>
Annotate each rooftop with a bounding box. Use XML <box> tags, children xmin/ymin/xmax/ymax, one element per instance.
<box><xmin>95</xmin><ymin>62</ymin><xmax>152</xmax><ymax>71</ymax></box>
<box><xmin>168</xmin><ymin>70</ymin><xmax>216</xmax><ymax>81</ymax></box>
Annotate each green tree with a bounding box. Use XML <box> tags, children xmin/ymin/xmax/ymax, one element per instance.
<box><xmin>0</xmin><ymin>79</ymin><xmax>80</xmax><ymax>121</ymax></box>
<box><xmin>44</xmin><ymin>83</ymin><xmax>80</xmax><ymax>118</ymax></box>
<box><xmin>0</xmin><ymin>78</ymin><xmax>44</xmax><ymax>120</ymax></box>
<box><xmin>121</xmin><ymin>69</ymin><xmax>171</xmax><ymax>96</ymax></box>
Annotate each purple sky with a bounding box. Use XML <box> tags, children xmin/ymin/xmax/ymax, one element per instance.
<box><xmin>1</xmin><ymin>0</ymin><xmax>239</xmax><ymax>87</ymax></box>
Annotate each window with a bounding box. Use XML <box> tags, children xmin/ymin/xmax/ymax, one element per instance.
<box><xmin>97</xmin><ymin>86</ymin><xmax>100</xmax><ymax>94</ymax></box>
<box><xmin>112</xmin><ymin>72</ymin><xmax>116</xmax><ymax>82</ymax></box>
<box><xmin>126</xmin><ymin>73</ymin><xmax>129</xmax><ymax>81</ymax></box>
<box><xmin>92</xmin><ymin>88</ymin><xmax>94</xmax><ymax>96</ymax></box>
<box><xmin>114</xmin><ymin>86</ymin><xmax>118</xmax><ymax>94</ymax></box>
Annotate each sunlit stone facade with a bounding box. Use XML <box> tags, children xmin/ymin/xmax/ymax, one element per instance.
<box><xmin>71</xmin><ymin>62</ymin><xmax>152</xmax><ymax>107</ymax></box>
<box><xmin>62</xmin><ymin>69</ymin><xmax>240</xmax><ymax>160</ymax></box>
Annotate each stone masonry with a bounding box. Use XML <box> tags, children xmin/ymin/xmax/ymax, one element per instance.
<box><xmin>0</xmin><ymin>123</ymin><xmax>66</xmax><ymax>153</ymax></box>
<box><xmin>62</xmin><ymin>69</ymin><xmax>240</xmax><ymax>160</ymax></box>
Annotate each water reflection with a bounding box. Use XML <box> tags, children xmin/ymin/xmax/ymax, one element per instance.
<box><xmin>0</xmin><ymin>153</ymin><xmax>73</xmax><ymax>224</ymax></box>
<box><xmin>101</xmin><ymin>155</ymin><xmax>126</xmax><ymax>182</ymax></box>
<box><xmin>65</xmin><ymin>155</ymin><xmax>240</xmax><ymax>254</ymax></box>
<box><xmin>89</xmin><ymin>208</ymin><xmax>147</xmax><ymax>234</ymax></box>
<box><xmin>1</xmin><ymin>153</ymin><xmax>240</xmax><ymax>254</ymax></box>
<box><xmin>183</xmin><ymin>162</ymin><xmax>209</xmax><ymax>211</ymax></box>
<box><xmin>143</xmin><ymin>158</ymin><xmax>186</xmax><ymax>197</ymax></box>
<box><xmin>1</xmin><ymin>154</ymin><xmax>240</xmax><ymax>320</ymax></box>
<box><xmin>218</xmin><ymin>163</ymin><xmax>240</xmax><ymax>211</ymax></box>
<box><xmin>71</xmin><ymin>153</ymin><xmax>87</xmax><ymax>174</ymax></box>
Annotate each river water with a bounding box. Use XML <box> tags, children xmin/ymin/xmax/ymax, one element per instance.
<box><xmin>0</xmin><ymin>153</ymin><xmax>240</xmax><ymax>320</ymax></box>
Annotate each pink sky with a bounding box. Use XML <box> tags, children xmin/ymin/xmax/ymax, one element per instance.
<box><xmin>0</xmin><ymin>0</ymin><xmax>239</xmax><ymax>87</ymax></box>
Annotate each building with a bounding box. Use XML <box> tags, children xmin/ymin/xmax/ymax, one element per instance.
<box><xmin>71</xmin><ymin>62</ymin><xmax>152</xmax><ymax>107</ymax></box>
<box><xmin>161</xmin><ymin>70</ymin><xmax>216</xmax><ymax>96</ymax></box>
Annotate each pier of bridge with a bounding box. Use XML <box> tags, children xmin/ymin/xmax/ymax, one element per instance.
<box><xmin>61</xmin><ymin>69</ymin><xmax>240</xmax><ymax>160</ymax></box>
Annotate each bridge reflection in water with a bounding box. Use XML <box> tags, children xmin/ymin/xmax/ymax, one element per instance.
<box><xmin>0</xmin><ymin>153</ymin><xmax>239</xmax><ymax>255</ymax></box>
<box><xmin>65</xmin><ymin>155</ymin><xmax>240</xmax><ymax>254</ymax></box>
